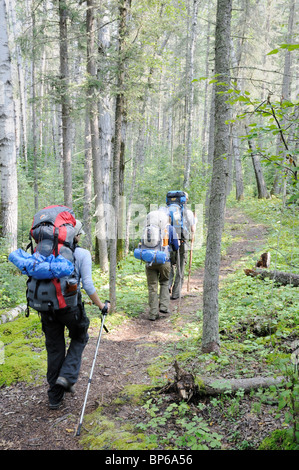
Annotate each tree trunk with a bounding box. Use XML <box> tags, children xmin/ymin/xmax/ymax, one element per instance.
<box><xmin>246</xmin><ymin>129</ymin><xmax>269</xmax><ymax>199</ymax></box>
<box><xmin>183</xmin><ymin>0</ymin><xmax>199</xmax><ymax>189</ymax></box>
<box><xmin>201</xmin><ymin>11</ymin><xmax>211</xmax><ymax>174</ymax></box>
<box><xmin>59</xmin><ymin>0</ymin><xmax>72</xmax><ymax>208</ymax></box>
<box><xmin>204</xmin><ymin>82</ymin><xmax>215</xmax><ymax>215</ymax></box>
<box><xmin>233</xmin><ymin>131</ymin><xmax>244</xmax><ymax>201</ymax></box>
<box><xmin>8</xmin><ymin>0</ymin><xmax>27</xmax><ymax>162</ymax></box>
<box><xmin>271</xmin><ymin>0</ymin><xmax>295</xmax><ymax>197</ymax></box>
<box><xmin>0</xmin><ymin>0</ymin><xmax>18</xmax><ymax>252</ymax></box>
<box><xmin>98</xmin><ymin>6</ymin><xmax>113</xmax><ymax>207</ymax></box>
<box><xmin>202</xmin><ymin>0</ymin><xmax>232</xmax><ymax>354</ymax></box>
<box><xmin>86</xmin><ymin>0</ymin><xmax>109</xmax><ymax>271</ymax></box>
<box><xmin>31</xmin><ymin>9</ymin><xmax>38</xmax><ymax>211</ymax></box>
<box><xmin>230</xmin><ymin>38</ymin><xmax>244</xmax><ymax>200</ymax></box>
<box><xmin>109</xmin><ymin>0</ymin><xmax>129</xmax><ymax>311</ymax></box>
<box><xmin>83</xmin><ymin>112</ymin><xmax>93</xmax><ymax>251</ymax></box>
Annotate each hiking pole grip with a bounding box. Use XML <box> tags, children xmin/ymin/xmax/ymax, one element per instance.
<box><xmin>101</xmin><ymin>300</ymin><xmax>110</xmax><ymax>315</ymax></box>
<box><xmin>100</xmin><ymin>300</ymin><xmax>110</xmax><ymax>333</ymax></box>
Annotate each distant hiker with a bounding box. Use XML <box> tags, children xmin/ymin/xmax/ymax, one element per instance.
<box><xmin>166</xmin><ymin>191</ymin><xmax>196</xmax><ymax>300</ymax></box>
<box><xmin>134</xmin><ymin>208</ymin><xmax>179</xmax><ymax>321</ymax></box>
<box><xmin>9</xmin><ymin>206</ymin><xmax>109</xmax><ymax>410</ymax></box>
<box><xmin>41</xmin><ymin>219</ymin><xmax>109</xmax><ymax>409</ymax></box>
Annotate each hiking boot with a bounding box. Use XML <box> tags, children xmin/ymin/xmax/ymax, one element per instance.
<box><xmin>49</xmin><ymin>393</ymin><xmax>65</xmax><ymax>410</ymax></box>
<box><xmin>56</xmin><ymin>376</ymin><xmax>75</xmax><ymax>394</ymax></box>
<box><xmin>160</xmin><ymin>309</ymin><xmax>171</xmax><ymax>314</ymax></box>
<box><xmin>170</xmin><ymin>295</ymin><xmax>179</xmax><ymax>300</ymax></box>
<box><xmin>149</xmin><ymin>314</ymin><xmax>159</xmax><ymax>321</ymax></box>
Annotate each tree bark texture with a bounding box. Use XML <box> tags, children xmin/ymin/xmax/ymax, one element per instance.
<box><xmin>0</xmin><ymin>0</ymin><xmax>18</xmax><ymax>252</ymax></box>
<box><xmin>246</xmin><ymin>130</ymin><xmax>269</xmax><ymax>199</ymax></box>
<box><xmin>244</xmin><ymin>268</ymin><xmax>299</xmax><ymax>287</ymax></box>
<box><xmin>161</xmin><ymin>362</ymin><xmax>285</xmax><ymax>401</ymax></box>
<box><xmin>202</xmin><ymin>0</ymin><xmax>232</xmax><ymax>354</ymax></box>
<box><xmin>109</xmin><ymin>0</ymin><xmax>129</xmax><ymax>310</ymax></box>
<box><xmin>184</xmin><ymin>0</ymin><xmax>199</xmax><ymax>189</ymax></box>
<box><xmin>59</xmin><ymin>0</ymin><xmax>73</xmax><ymax>208</ymax></box>
<box><xmin>86</xmin><ymin>0</ymin><xmax>108</xmax><ymax>271</ymax></box>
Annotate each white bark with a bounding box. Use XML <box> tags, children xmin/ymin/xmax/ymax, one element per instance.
<box><xmin>184</xmin><ymin>0</ymin><xmax>199</xmax><ymax>189</ymax></box>
<box><xmin>98</xmin><ymin>7</ymin><xmax>113</xmax><ymax>208</ymax></box>
<box><xmin>0</xmin><ymin>0</ymin><xmax>18</xmax><ymax>252</ymax></box>
<box><xmin>87</xmin><ymin>0</ymin><xmax>108</xmax><ymax>271</ymax></box>
<box><xmin>59</xmin><ymin>0</ymin><xmax>73</xmax><ymax>208</ymax></box>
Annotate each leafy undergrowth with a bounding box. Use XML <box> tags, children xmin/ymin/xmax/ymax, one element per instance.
<box><xmin>0</xmin><ymin>195</ymin><xmax>298</xmax><ymax>450</ymax></box>
<box><xmin>79</xmin><ymin>196</ymin><xmax>299</xmax><ymax>451</ymax></box>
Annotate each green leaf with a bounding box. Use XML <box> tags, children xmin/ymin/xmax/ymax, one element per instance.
<box><xmin>267</xmin><ymin>48</ymin><xmax>279</xmax><ymax>55</ymax></box>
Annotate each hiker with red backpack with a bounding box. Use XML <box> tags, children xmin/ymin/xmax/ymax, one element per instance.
<box><xmin>9</xmin><ymin>206</ymin><xmax>109</xmax><ymax>410</ymax></box>
<box><xmin>41</xmin><ymin>219</ymin><xmax>109</xmax><ymax>409</ymax></box>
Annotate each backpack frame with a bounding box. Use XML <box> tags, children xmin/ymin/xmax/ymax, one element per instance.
<box><xmin>166</xmin><ymin>191</ymin><xmax>188</xmax><ymax>241</ymax></box>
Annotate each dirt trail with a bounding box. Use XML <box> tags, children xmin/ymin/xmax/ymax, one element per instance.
<box><xmin>0</xmin><ymin>208</ymin><xmax>268</xmax><ymax>450</ymax></box>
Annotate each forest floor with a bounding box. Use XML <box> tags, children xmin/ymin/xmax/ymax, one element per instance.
<box><xmin>0</xmin><ymin>207</ymin><xmax>286</xmax><ymax>453</ymax></box>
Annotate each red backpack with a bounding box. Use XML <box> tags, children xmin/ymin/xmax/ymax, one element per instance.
<box><xmin>26</xmin><ymin>205</ymin><xmax>78</xmax><ymax>313</ymax></box>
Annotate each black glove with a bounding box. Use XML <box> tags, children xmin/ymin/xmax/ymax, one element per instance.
<box><xmin>101</xmin><ymin>300</ymin><xmax>110</xmax><ymax>315</ymax></box>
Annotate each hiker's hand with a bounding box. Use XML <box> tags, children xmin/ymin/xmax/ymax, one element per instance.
<box><xmin>100</xmin><ymin>300</ymin><xmax>110</xmax><ymax>314</ymax></box>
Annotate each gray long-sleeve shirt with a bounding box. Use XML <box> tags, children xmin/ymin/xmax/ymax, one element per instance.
<box><xmin>74</xmin><ymin>246</ymin><xmax>96</xmax><ymax>296</ymax></box>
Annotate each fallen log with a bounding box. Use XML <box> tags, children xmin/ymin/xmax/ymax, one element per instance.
<box><xmin>0</xmin><ymin>304</ymin><xmax>27</xmax><ymax>324</ymax></box>
<box><xmin>244</xmin><ymin>268</ymin><xmax>299</xmax><ymax>287</ymax></box>
<box><xmin>196</xmin><ymin>375</ymin><xmax>285</xmax><ymax>397</ymax></box>
<box><xmin>160</xmin><ymin>361</ymin><xmax>285</xmax><ymax>400</ymax></box>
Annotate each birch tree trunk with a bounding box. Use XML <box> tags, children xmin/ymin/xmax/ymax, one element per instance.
<box><xmin>183</xmin><ymin>0</ymin><xmax>199</xmax><ymax>189</ymax></box>
<box><xmin>86</xmin><ymin>0</ymin><xmax>108</xmax><ymax>271</ymax></box>
<box><xmin>7</xmin><ymin>0</ymin><xmax>27</xmax><ymax>162</ymax></box>
<box><xmin>230</xmin><ymin>38</ymin><xmax>244</xmax><ymax>200</ymax></box>
<box><xmin>59</xmin><ymin>0</ymin><xmax>72</xmax><ymax>208</ymax></box>
<box><xmin>271</xmin><ymin>0</ymin><xmax>295</xmax><ymax>197</ymax></box>
<box><xmin>109</xmin><ymin>0</ymin><xmax>129</xmax><ymax>311</ymax></box>
<box><xmin>202</xmin><ymin>0</ymin><xmax>232</xmax><ymax>354</ymax></box>
<box><xmin>201</xmin><ymin>11</ymin><xmax>211</xmax><ymax>174</ymax></box>
<box><xmin>0</xmin><ymin>0</ymin><xmax>18</xmax><ymax>252</ymax></box>
<box><xmin>83</xmin><ymin>112</ymin><xmax>93</xmax><ymax>251</ymax></box>
<box><xmin>98</xmin><ymin>6</ymin><xmax>113</xmax><ymax>209</ymax></box>
<box><xmin>31</xmin><ymin>9</ymin><xmax>38</xmax><ymax>211</ymax></box>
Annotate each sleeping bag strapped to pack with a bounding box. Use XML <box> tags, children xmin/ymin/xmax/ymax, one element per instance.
<box><xmin>166</xmin><ymin>190</ymin><xmax>189</xmax><ymax>241</ymax></box>
<box><xmin>134</xmin><ymin>210</ymin><xmax>169</xmax><ymax>265</ymax></box>
<box><xmin>9</xmin><ymin>205</ymin><xmax>79</xmax><ymax>313</ymax></box>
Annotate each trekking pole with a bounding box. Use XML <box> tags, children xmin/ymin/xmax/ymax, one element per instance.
<box><xmin>75</xmin><ymin>300</ymin><xmax>110</xmax><ymax>437</ymax></box>
<box><xmin>187</xmin><ymin>234</ymin><xmax>194</xmax><ymax>293</ymax></box>
<box><xmin>177</xmin><ymin>246</ymin><xmax>182</xmax><ymax>308</ymax></box>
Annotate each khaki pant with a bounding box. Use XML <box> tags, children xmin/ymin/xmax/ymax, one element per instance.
<box><xmin>146</xmin><ymin>262</ymin><xmax>171</xmax><ymax>319</ymax></box>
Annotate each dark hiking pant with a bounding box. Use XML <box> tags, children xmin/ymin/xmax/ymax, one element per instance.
<box><xmin>41</xmin><ymin>302</ymin><xmax>89</xmax><ymax>404</ymax></box>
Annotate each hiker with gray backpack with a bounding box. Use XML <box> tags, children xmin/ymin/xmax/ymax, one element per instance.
<box><xmin>166</xmin><ymin>191</ymin><xmax>196</xmax><ymax>300</ymax></box>
<box><xmin>9</xmin><ymin>205</ymin><xmax>109</xmax><ymax>410</ymax></box>
<box><xmin>134</xmin><ymin>208</ymin><xmax>179</xmax><ymax>321</ymax></box>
